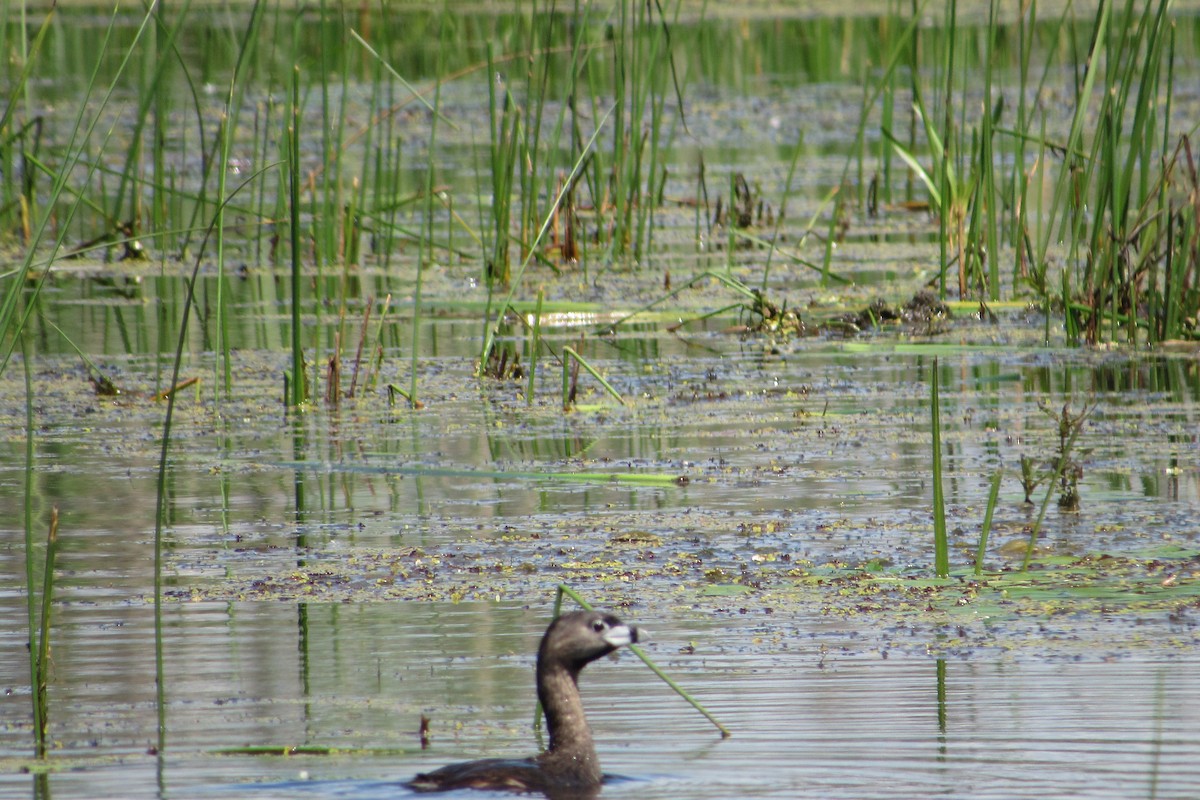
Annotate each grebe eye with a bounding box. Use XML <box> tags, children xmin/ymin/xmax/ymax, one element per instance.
<box><xmin>591</xmin><ymin>620</ymin><xmax>606</xmax><ymax>632</ymax></box>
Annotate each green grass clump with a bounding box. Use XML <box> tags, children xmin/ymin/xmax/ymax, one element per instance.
<box><xmin>870</xmin><ymin>0</ymin><xmax>1196</xmax><ymax>343</ymax></box>
<box><xmin>3</xmin><ymin>2</ymin><xmax>1198</xmax><ymax>407</ymax></box>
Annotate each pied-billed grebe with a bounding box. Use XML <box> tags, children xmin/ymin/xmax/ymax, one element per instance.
<box><xmin>406</xmin><ymin>610</ymin><xmax>640</xmax><ymax>797</ymax></box>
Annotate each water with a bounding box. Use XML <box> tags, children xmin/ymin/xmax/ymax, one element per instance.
<box><xmin>1</xmin><ymin>601</ymin><xmax>1198</xmax><ymax>799</ymax></box>
<box><xmin>2</xmin><ymin>320</ymin><xmax>1200</xmax><ymax>797</ymax></box>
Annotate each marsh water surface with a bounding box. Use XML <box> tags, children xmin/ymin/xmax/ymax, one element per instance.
<box><xmin>2</xmin><ymin>602</ymin><xmax>1200</xmax><ymax>799</ymax></box>
<box><xmin>3</xmin><ymin>2</ymin><xmax>1200</xmax><ymax>798</ymax></box>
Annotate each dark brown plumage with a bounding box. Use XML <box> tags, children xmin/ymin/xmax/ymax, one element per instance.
<box><xmin>406</xmin><ymin>610</ymin><xmax>639</xmax><ymax>797</ymax></box>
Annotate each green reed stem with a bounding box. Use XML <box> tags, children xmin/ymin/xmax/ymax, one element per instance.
<box><xmin>521</xmin><ymin>0</ymin><xmax>549</xmax><ymax>263</ymax></box>
<box><xmin>108</xmin><ymin>0</ymin><xmax>192</xmax><ymax>243</ymax></box>
<box><xmin>975</xmin><ymin>468</ymin><xmax>1003</xmax><ymax>576</ymax></box>
<box><xmin>937</xmin><ymin>0</ymin><xmax>957</xmax><ymax>298</ymax></box>
<box><xmin>411</xmin><ymin>17</ymin><xmax>448</xmax><ymax>409</ymax></box>
<box><xmin>485</xmin><ymin>43</ymin><xmax>518</xmax><ymax>288</ymax></box>
<box><xmin>553</xmin><ymin>584</ymin><xmax>730</xmax><ymax>739</ymax></box>
<box><xmin>737</xmin><ymin>226</ymin><xmax>848</xmax><ymax>284</ymax></box>
<box><xmin>363</xmin><ymin>294</ymin><xmax>392</xmax><ymax>395</ymax></box>
<box><xmin>931</xmin><ymin>357</ymin><xmax>948</xmax><ymax>578</ymax></box>
<box><xmin>1037</xmin><ymin>2</ymin><xmax>1109</xmax><ymax>281</ymax></box>
<box><xmin>478</xmin><ymin>104</ymin><xmax>614</xmax><ymax>372</ymax></box>
<box><xmin>982</xmin><ymin>0</ymin><xmax>1000</xmax><ymax>300</ymax></box>
<box><xmin>829</xmin><ymin>1</ymin><xmax>924</xmax><ymax>287</ymax></box>
<box><xmin>0</xmin><ymin>6</ymin><xmax>53</xmax><ymax>234</ymax></box>
<box><xmin>561</xmin><ymin>347</ymin><xmax>572</xmax><ymax>408</ymax></box>
<box><xmin>0</xmin><ymin>3</ymin><xmax>155</xmax><ymax>376</ymax></box>
<box><xmin>605</xmin><ymin>269</ymin><xmax>757</xmax><ymax>334</ymax></box>
<box><xmin>761</xmin><ymin>132</ymin><xmax>804</xmax><ymax>292</ymax></box>
<box><xmin>610</xmin><ymin>0</ymin><xmax>630</xmax><ymax>257</ymax></box>
<box><xmin>349</xmin><ymin>28</ymin><xmax>458</xmax><ymax>130</ymax></box>
<box><xmin>387</xmin><ymin>383</ymin><xmax>422</xmax><ymax>410</ymax></box>
<box><xmin>526</xmin><ymin>289</ymin><xmax>543</xmax><ymax>407</ymax></box>
<box><xmin>561</xmin><ymin>346</ymin><xmax>625</xmax><ymax>409</ymax></box>
<box><xmin>287</xmin><ymin>65</ymin><xmax>306</xmax><ymax>406</ymax></box>
<box><xmin>1021</xmin><ymin>419</ymin><xmax>1086</xmax><ymax>572</ymax></box>
<box><xmin>215</xmin><ymin>112</ymin><xmax>232</xmax><ymax>398</ymax></box>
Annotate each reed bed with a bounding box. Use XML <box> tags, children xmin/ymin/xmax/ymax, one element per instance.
<box><xmin>2</xmin><ymin>2</ymin><xmax>1196</xmax><ymax>367</ymax></box>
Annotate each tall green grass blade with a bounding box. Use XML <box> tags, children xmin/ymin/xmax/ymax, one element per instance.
<box><xmin>479</xmin><ymin>104</ymin><xmax>615</xmax><ymax>373</ymax></box>
<box><xmin>287</xmin><ymin>66</ymin><xmax>307</xmax><ymax>407</ymax></box>
<box><xmin>1021</xmin><ymin>411</ymin><xmax>1089</xmax><ymax>571</ymax></box>
<box><xmin>606</xmin><ymin>269</ymin><xmax>756</xmax><ymax>333</ymax></box>
<box><xmin>931</xmin><ymin>357</ymin><xmax>948</xmax><ymax>578</ymax></box>
<box><xmin>410</xmin><ymin>11</ymin><xmax>450</xmax><ymax>409</ymax></box>
<box><xmin>108</xmin><ymin>0</ymin><xmax>193</xmax><ymax>246</ymax></box>
<box><xmin>981</xmin><ymin>0</ymin><xmax>1000</xmax><ymax>300</ymax></box>
<box><xmin>1037</xmin><ymin>1</ymin><xmax>1109</xmax><ymax>269</ymax></box>
<box><xmin>211</xmin><ymin>0</ymin><xmax>268</xmax><ymax>398</ymax></box>
<box><xmin>526</xmin><ymin>289</ymin><xmax>544</xmax><ymax>406</ymax></box>
<box><xmin>975</xmin><ymin>469</ymin><xmax>1003</xmax><ymax>576</ymax></box>
<box><xmin>553</xmin><ymin>584</ymin><xmax>730</xmax><ymax>738</ymax></box>
<box><xmin>883</xmin><ymin>127</ymin><xmax>941</xmax><ymax>208</ymax></box>
<box><xmin>485</xmin><ymin>43</ymin><xmax>518</xmax><ymax>288</ymax></box>
<box><xmin>349</xmin><ymin>28</ymin><xmax>459</xmax><ymax>131</ymax></box>
<box><xmin>737</xmin><ymin>222</ymin><xmax>849</xmax><ymax>284</ymax></box>
<box><xmin>938</xmin><ymin>0</ymin><xmax>958</xmax><ymax>297</ymax></box>
<box><xmin>0</xmin><ymin>2</ymin><xmax>159</xmax><ymax>377</ymax></box>
<box><xmin>0</xmin><ymin>5</ymin><xmax>54</xmax><ymax>144</ymax></box>
<box><xmin>0</xmin><ymin>8</ymin><xmax>53</xmax><ymax>235</ymax></box>
<box><xmin>825</xmin><ymin>0</ymin><xmax>925</xmax><ymax>286</ymax></box>
<box><xmin>561</xmin><ymin>346</ymin><xmax>625</xmax><ymax>409</ymax></box>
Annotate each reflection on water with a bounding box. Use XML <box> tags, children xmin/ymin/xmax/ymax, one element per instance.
<box><xmin>2</xmin><ymin>338</ymin><xmax>1199</xmax><ymax>800</ymax></box>
<box><xmin>4</xmin><ymin>0</ymin><xmax>1200</xmax><ymax>796</ymax></box>
<box><xmin>1</xmin><ymin>602</ymin><xmax>1198</xmax><ymax>799</ymax></box>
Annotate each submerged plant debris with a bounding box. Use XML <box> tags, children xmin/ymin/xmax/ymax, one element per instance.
<box><xmin>168</xmin><ymin>495</ymin><xmax>1200</xmax><ymax>660</ymax></box>
<box><xmin>3</xmin><ymin>311</ymin><xmax>1196</xmax><ymax>665</ymax></box>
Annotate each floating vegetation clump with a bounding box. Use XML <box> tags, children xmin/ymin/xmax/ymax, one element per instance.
<box><xmin>173</xmin><ymin>524</ymin><xmax>1200</xmax><ymax>659</ymax></box>
<box><xmin>834</xmin><ymin>290</ymin><xmax>954</xmax><ymax>334</ymax></box>
<box><xmin>740</xmin><ymin>288</ymin><xmax>812</xmax><ymax>340</ymax></box>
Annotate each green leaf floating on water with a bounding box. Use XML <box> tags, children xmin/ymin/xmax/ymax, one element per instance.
<box><xmin>840</xmin><ymin>550</ymin><xmax>1199</xmax><ymax>615</ymax></box>
<box><xmin>702</xmin><ymin>583</ymin><xmax>755</xmax><ymax>596</ymax></box>
<box><xmin>274</xmin><ymin>460</ymin><xmax>688</xmax><ymax>486</ymax></box>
